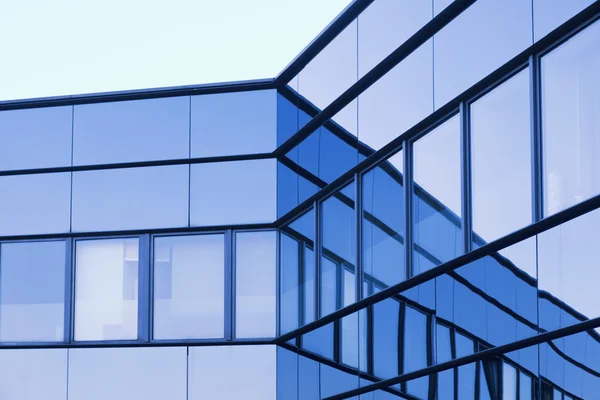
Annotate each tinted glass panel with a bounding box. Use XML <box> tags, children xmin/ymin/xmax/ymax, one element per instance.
<box><xmin>153</xmin><ymin>234</ymin><xmax>225</xmax><ymax>339</ymax></box>
<box><xmin>0</xmin><ymin>106</ymin><xmax>72</xmax><ymax>171</ymax></box>
<box><xmin>68</xmin><ymin>347</ymin><xmax>186</xmax><ymax>400</ymax></box>
<box><xmin>72</xmin><ymin>165</ymin><xmax>189</xmax><ymax>232</ymax></box>
<box><xmin>413</xmin><ymin>116</ymin><xmax>462</xmax><ymax>271</ymax></box>
<box><xmin>471</xmin><ymin>69</ymin><xmax>532</xmax><ymax>243</ymax></box>
<box><xmin>190</xmin><ymin>159</ymin><xmax>277</xmax><ymax>226</ymax></box>
<box><xmin>0</xmin><ymin>241</ymin><xmax>65</xmax><ymax>342</ymax></box>
<box><xmin>235</xmin><ymin>231</ymin><xmax>277</xmax><ymax>338</ymax></box>
<box><xmin>533</xmin><ymin>0</ymin><xmax>594</xmax><ymax>40</ymax></box>
<box><xmin>503</xmin><ymin>362</ymin><xmax>517</xmax><ymax>400</ymax></box>
<box><xmin>0</xmin><ymin>172</ymin><xmax>71</xmax><ymax>236</ymax></box>
<box><xmin>74</xmin><ymin>238</ymin><xmax>139</xmax><ymax>341</ymax></box>
<box><xmin>541</xmin><ymin>21</ymin><xmax>600</xmax><ymax>215</ymax></box>
<box><xmin>191</xmin><ymin>90</ymin><xmax>277</xmax><ymax>157</ymax></box>
<box><xmin>434</xmin><ymin>0</ymin><xmax>532</xmax><ymax>108</ymax></box>
<box><xmin>73</xmin><ymin>97</ymin><xmax>189</xmax><ymax>165</ymax></box>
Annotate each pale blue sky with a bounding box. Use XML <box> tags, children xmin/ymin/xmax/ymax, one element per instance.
<box><xmin>0</xmin><ymin>0</ymin><xmax>352</xmax><ymax>101</ymax></box>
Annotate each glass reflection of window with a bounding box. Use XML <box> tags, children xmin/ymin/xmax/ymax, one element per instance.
<box><xmin>503</xmin><ymin>362</ymin><xmax>517</xmax><ymax>400</ymax></box>
<box><xmin>404</xmin><ymin>306</ymin><xmax>429</xmax><ymax>398</ymax></box>
<box><xmin>456</xmin><ymin>333</ymin><xmax>476</xmax><ymax>399</ymax></box>
<box><xmin>75</xmin><ymin>238</ymin><xmax>139</xmax><ymax>341</ymax></box>
<box><xmin>436</xmin><ymin>324</ymin><xmax>454</xmax><ymax>400</ymax></box>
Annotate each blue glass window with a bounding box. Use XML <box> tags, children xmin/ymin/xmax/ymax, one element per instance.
<box><xmin>404</xmin><ymin>307</ymin><xmax>429</xmax><ymax>398</ymax></box>
<box><xmin>190</xmin><ymin>159</ymin><xmax>277</xmax><ymax>226</ymax></box>
<box><xmin>503</xmin><ymin>362</ymin><xmax>517</xmax><ymax>400</ymax></box>
<box><xmin>372</xmin><ymin>298</ymin><xmax>399</xmax><ymax>379</ymax></box>
<box><xmin>456</xmin><ymin>333</ymin><xmax>476</xmax><ymax>398</ymax></box>
<box><xmin>533</xmin><ymin>0</ymin><xmax>594</xmax><ymax>41</ymax></box>
<box><xmin>280</xmin><ymin>233</ymin><xmax>300</xmax><ymax>334</ymax></box>
<box><xmin>72</xmin><ymin>165</ymin><xmax>189</xmax><ymax>232</ymax></box>
<box><xmin>191</xmin><ymin>90</ymin><xmax>277</xmax><ymax>157</ymax></box>
<box><xmin>0</xmin><ymin>241</ymin><xmax>66</xmax><ymax>342</ymax></box>
<box><xmin>0</xmin><ymin>172</ymin><xmax>71</xmax><ymax>236</ymax></box>
<box><xmin>0</xmin><ymin>106</ymin><xmax>72</xmax><ymax>171</ymax></box>
<box><xmin>436</xmin><ymin>324</ymin><xmax>454</xmax><ymax>400</ymax></box>
<box><xmin>153</xmin><ymin>234</ymin><xmax>225</xmax><ymax>339</ymax></box>
<box><xmin>73</xmin><ymin>97</ymin><xmax>189</xmax><ymax>165</ymax></box>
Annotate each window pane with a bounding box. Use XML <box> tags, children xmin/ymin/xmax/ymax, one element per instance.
<box><xmin>72</xmin><ymin>165</ymin><xmax>189</xmax><ymax>232</ymax></box>
<box><xmin>503</xmin><ymin>362</ymin><xmax>517</xmax><ymax>400</ymax></box>
<box><xmin>533</xmin><ymin>0</ymin><xmax>594</xmax><ymax>41</ymax></box>
<box><xmin>434</xmin><ymin>0</ymin><xmax>532</xmax><ymax>108</ymax></box>
<box><xmin>280</xmin><ymin>233</ymin><xmax>300</xmax><ymax>334</ymax></box>
<box><xmin>190</xmin><ymin>159</ymin><xmax>277</xmax><ymax>226</ymax></box>
<box><xmin>0</xmin><ymin>172</ymin><xmax>71</xmax><ymax>236</ymax></box>
<box><xmin>153</xmin><ymin>234</ymin><xmax>225</xmax><ymax>340</ymax></box>
<box><xmin>0</xmin><ymin>241</ymin><xmax>65</xmax><ymax>342</ymax></box>
<box><xmin>541</xmin><ymin>20</ymin><xmax>600</xmax><ymax>215</ymax></box>
<box><xmin>519</xmin><ymin>372</ymin><xmax>532</xmax><ymax>399</ymax></box>
<box><xmin>235</xmin><ymin>231</ymin><xmax>276</xmax><ymax>338</ymax></box>
<box><xmin>68</xmin><ymin>347</ymin><xmax>186</xmax><ymax>400</ymax></box>
<box><xmin>191</xmin><ymin>90</ymin><xmax>276</xmax><ymax>157</ymax></box>
<box><xmin>73</xmin><ymin>97</ymin><xmax>189</xmax><ymax>165</ymax></box>
<box><xmin>74</xmin><ymin>238</ymin><xmax>139</xmax><ymax>341</ymax></box>
<box><xmin>404</xmin><ymin>307</ymin><xmax>429</xmax><ymax>398</ymax></box>
<box><xmin>373</xmin><ymin>298</ymin><xmax>399</xmax><ymax>379</ymax></box>
<box><xmin>456</xmin><ymin>333</ymin><xmax>476</xmax><ymax>399</ymax></box>
<box><xmin>0</xmin><ymin>106</ymin><xmax>72</xmax><ymax>171</ymax></box>
<box><xmin>471</xmin><ymin>69</ymin><xmax>532</xmax><ymax>243</ymax></box>
<box><xmin>413</xmin><ymin>115</ymin><xmax>462</xmax><ymax>272</ymax></box>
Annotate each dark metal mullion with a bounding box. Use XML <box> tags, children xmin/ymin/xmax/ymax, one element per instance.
<box><xmin>355</xmin><ymin>172</ymin><xmax>363</xmax><ymax>301</ymax></box>
<box><xmin>137</xmin><ymin>234</ymin><xmax>151</xmax><ymax>342</ymax></box>
<box><xmin>224</xmin><ymin>229</ymin><xmax>233</xmax><ymax>341</ymax></box>
<box><xmin>63</xmin><ymin>238</ymin><xmax>73</xmax><ymax>342</ymax></box>
<box><xmin>315</xmin><ymin>200</ymin><xmax>322</xmax><ymax>321</ymax></box>
<box><xmin>459</xmin><ymin>101</ymin><xmax>472</xmax><ymax>254</ymax></box>
<box><xmin>529</xmin><ymin>54</ymin><xmax>544</xmax><ymax>222</ymax></box>
<box><xmin>451</xmin><ymin>328</ymin><xmax>458</xmax><ymax>400</ymax></box>
<box><xmin>403</xmin><ymin>141</ymin><xmax>413</xmax><ymax>279</ymax></box>
<box><xmin>398</xmin><ymin>302</ymin><xmax>406</xmax><ymax>392</ymax></box>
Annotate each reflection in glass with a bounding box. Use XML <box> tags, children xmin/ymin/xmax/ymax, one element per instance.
<box><xmin>373</xmin><ymin>298</ymin><xmax>399</xmax><ymax>380</ymax></box>
<box><xmin>471</xmin><ymin>69</ymin><xmax>532</xmax><ymax>243</ymax></box>
<box><xmin>436</xmin><ymin>324</ymin><xmax>454</xmax><ymax>399</ymax></box>
<box><xmin>74</xmin><ymin>238</ymin><xmax>139</xmax><ymax>341</ymax></box>
<box><xmin>533</xmin><ymin>0</ymin><xmax>594</xmax><ymax>40</ymax></box>
<box><xmin>235</xmin><ymin>231</ymin><xmax>277</xmax><ymax>338</ymax></box>
<box><xmin>456</xmin><ymin>333</ymin><xmax>476</xmax><ymax>399</ymax></box>
<box><xmin>404</xmin><ymin>306</ymin><xmax>429</xmax><ymax>398</ymax></box>
<box><xmin>153</xmin><ymin>234</ymin><xmax>225</xmax><ymax>339</ymax></box>
<box><xmin>413</xmin><ymin>115</ymin><xmax>462</xmax><ymax>272</ymax></box>
<box><xmin>503</xmin><ymin>362</ymin><xmax>517</xmax><ymax>400</ymax></box>
<box><xmin>542</xmin><ymin>20</ymin><xmax>600</xmax><ymax>215</ymax></box>
<box><xmin>0</xmin><ymin>241</ymin><xmax>65</xmax><ymax>342</ymax></box>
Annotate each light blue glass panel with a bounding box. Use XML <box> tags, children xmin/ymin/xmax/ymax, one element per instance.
<box><xmin>68</xmin><ymin>347</ymin><xmax>186</xmax><ymax>400</ymax></box>
<box><xmin>153</xmin><ymin>234</ymin><xmax>225</xmax><ymax>339</ymax></box>
<box><xmin>0</xmin><ymin>172</ymin><xmax>71</xmax><ymax>236</ymax></box>
<box><xmin>277</xmin><ymin>347</ymin><xmax>298</xmax><ymax>400</ymax></box>
<box><xmin>520</xmin><ymin>372</ymin><xmax>532</xmax><ymax>399</ymax></box>
<box><xmin>72</xmin><ymin>165</ymin><xmax>189</xmax><ymax>232</ymax></box>
<box><xmin>503</xmin><ymin>362</ymin><xmax>517</xmax><ymax>400</ymax></box>
<box><xmin>434</xmin><ymin>0</ymin><xmax>532</xmax><ymax>108</ymax></box>
<box><xmin>74</xmin><ymin>238</ymin><xmax>139</xmax><ymax>341</ymax></box>
<box><xmin>373</xmin><ymin>298</ymin><xmax>399</xmax><ymax>379</ymax></box>
<box><xmin>0</xmin><ymin>349</ymin><xmax>67</xmax><ymax>400</ymax></box>
<box><xmin>541</xmin><ymin>20</ymin><xmax>600</xmax><ymax>215</ymax></box>
<box><xmin>471</xmin><ymin>69</ymin><xmax>532</xmax><ymax>243</ymax></box>
<box><xmin>280</xmin><ymin>233</ymin><xmax>300</xmax><ymax>334</ymax></box>
<box><xmin>0</xmin><ymin>106</ymin><xmax>72</xmax><ymax>171</ymax></box>
<box><xmin>456</xmin><ymin>333</ymin><xmax>476</xmax><ymax>399</ymax></box>
<box><xmin>235</xmin><ymin>231</ymin><xmax>277</xmax><ymax>338</ymax></box>
<box><xmin>299</xmin><ymin>355</ymin><xmax>320</xmax><ymax>400</ymax></box>
<box><xmin>533</xmin><ymin>0</ymin><xmax>594</xmax><ymax>40</ymax></box>
<box><xmin>437</xmin><ymin>324</ymin><xmax>454</xmax><ymax>400</ymax></box>
<box><xmin>73</xmin><ymin>97</ymin><xmax>189</xmax><ymax>165</ymax></box>
<box><xmin>188</xmin><ymin>345</ymin><xmax>276</xmax><ymax>400</ymax></box>
<box><xmin>0</xmin><ymin>241</ymin><xmax>65</xmax><ymax>342</ymax></box>
<box><xmin>190</xmin><ymin>159</ymin><xmax>277</xmax><ymax>226</ymax></box>
<box><xmin>191</xmin><ymin>90</ymin><xmax>277</xmax><ymax>157</ymax></box>
<box><xmin>405</xmin><ymin>307</ymin><xmax>429</xmax><ymax>398</ymax></box>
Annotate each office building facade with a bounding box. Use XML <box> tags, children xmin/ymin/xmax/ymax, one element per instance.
<box><xmin>0</xmin><ymin>0</ymin><xmax>599</xmax><ymax>398</ymax></box>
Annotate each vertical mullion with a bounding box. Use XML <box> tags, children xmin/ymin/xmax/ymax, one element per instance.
<box><xmin>460</xmin><ymin>101</ymin><xmax>473</xmax><ymax>254</ymax></box>
<box><xmin>398</xmin><ymin>302</ymin><xmax>406</xmax><ymax>393</ymax></box>
<box><xmin>138</xmin><ymin>233</ymin><xmax>150</xmax><ymax>342</ymax></box>
<box><xmin>403</xmin><ymin>141</ymin><xmax>413</xmax><ymax>279</ymax></box>
<box><xmin>63</xmin><ymin>238</ymin><xmax>73</xmax><ymax>343</ymax></box>
<box><xmin>530</xmin><ymin>54</ymin><xmax>544</xmax><ymax>222</ymax></box>
<box><xmin>225</xmin><ymin>229</ymin><xmax>233</xmax><ymax>340</ymax></box>
<box><xmin>355</xmin><ymin>171</ymin><xmax>363</xmax><ymax>301</ymax></box>
<box><xmin>314</xmin><ymin>200</ymin><xmax>322</xmax><ymax>320</ymax></box>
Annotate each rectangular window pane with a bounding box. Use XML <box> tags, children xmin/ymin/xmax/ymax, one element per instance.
<box><xmin>191</xmin><ymin>90</ymin><xmax>276</xmax><ymax>157</ymax></box>
<box><xmin>153</xmin><ymin>234</ymin><xmax>225</xmax><ymax>340</ymax></box>
<box><xmin>72</xmin><ymin>165</ymin><xmax>189</xmax><ymax>232</ymax></box>
<box><xmin>0</xmin><ymin>241</ymin><xmax>65</xmax><ymax>342</ymax></box>
<box><xmin>0</xmin><ymin>106</ymin><xmax>72</xmax><ymax>171</ymax></box>
<box><xmin>533</xmin><ymin>0</ymin><xmax>594</xmax><ymax>41</ymax></box>
<box><xmin>520</xmin><ymin>372</ymin><xmax>532</xmax><ymax>399</ymax></box>
<box><xmin>190</xmin><ymin>159</ymin><xmax>277</xmax><ymax>226</ymax></box>
<box><xmin>73</xmin><ymin>97</ymin><xmax>190</xmax><ymax>165</ymax></box>
<box><xmin>542</xmin><ymin>20</ymin><xmax>600</xmax><ymax>215</ymax></box>
<box><xmin>471</xmin><ymin>70</ymin><xmax>532</xmax><ymax>243</ymax></box>
<box><xmin>0</xmin><ymin>172</ymin><xmax>71</xmax><ymax>236</ymax></box>
<box><xmin>413</xmin><ymin>115</ymin><xmax>462</xmax><ymax>272</ymax></box>
<box><xmin>235</xmin><ymin>231</ymin><xmax>276</xmax><ymax>338</ymax></box>
<box><xmin>503</xmin><ymin>362</ymin><xmax>517</xmax><ymax>400</ymax></box>
<box><xmin>74</xmin><ymin>238</ymin><xmax>139</xmax><ymax>341</ymax></box>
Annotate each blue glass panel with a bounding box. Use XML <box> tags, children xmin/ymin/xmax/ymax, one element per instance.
<box><xmin>372</xmin><ymin>298</ymin><xmax>399</xmax><ymax>379</ymax></box>
<box><xmin>519</xmin><ymin>372</ymin><xmax>532</xmax><ymax>399</ymax></box>
<box><xmin>320</xmin><ymin>364</ymin><xmax>359</xmax><ymax>399</ymax></box>
<box><xmin>404</xmin><ymin>307</ymin><xmax>429</xmax><ymax>398</ymax></box>
<box><xmin>277</xmin><ymin>347</ymin><xmax>298</xmax><ymax>400</ymax></box>
<box><xmin>503</xmin><ymin>362</ymin><xmax>517</xmax><ymax>400</ymax></box>
<box><xmin>280</xmin><ymin>233</ymin><xmax>300</xmax><ymax>334</ymax></box>
<box><xmin>72</xmin><ymin>165</ymin><xmax>189</xmax><ymax>232</ymax></box>
<box><xmin>434</xmin><ymin>0</ymin><xmax>532</xmax><ymax>108</ymax></box>
<box><xmin>235</xmin><ymin>231</ymin><xmax>277</xmax><ymax>338</ymax></box>
<box><xmin>191</xmin><ymin>90</ymin><xmax>276</xmax><ymax>157</ymax></box>
<box><xmin>298</xmin><ymin>355</ymin><xmax>320</xmax><ymax>400</ymax></box>
<box><xmin>153</xmin><ymin>234</ymin><xmax>225</xmax><ymax>339</ymax></box>
<box><xmin>302</xmin><ymin>323</ymin><xmax>334</xmax><ymax>361</ymax></box>
<box><xmin>277</xmin><ymin>93</ymin><xmax>300</xmax><ymax>146</ymax></box>
<box><xmin>471</xmin><ymin>69</ymin><xmax>532</xmax><ymax>243</ymax></box>
<box><xmin>190</xmin><ymin>159</ymin><xmax>277</xmax><ymax>226</ymax></box>
<box><xmin>0</xmin><ymin>172</ymin><xmax>71</xmax><ymax>236</ymax></box>
<box><xmin>436</xmin><ymin>324</ymin><xmax>454</xmax><ymax>400</ymax></box>
<box><xmin>0</xmin><ymin>106</ymin><xmax>72</xmax><ymax>171</ymax></box>
<box><xmin>533</xmin><ymin>0</ymin><xmax>594</xmax><ymax>40</ymax></box>
<box><xmin>73</xmin><ymin>97</ymin><xmax>189</xmax><ymax>165</ymax></box>
<box><xmin>68</xmin><ymin>347</ymin><xmax>186</xmax><ymax>400</ymax></box>
<box><xmin>341</xmin><ymin>270</ymin><xmax>359</xmax><ymax>368</ymax></box>
<box><xmin>456</xmin><ymin>333</ymin><xmax>476</xmax><ymax>399</ymax></box>
<box><xmin>541</xmin><ymin>20</ymin><xmax>600</xmax><ymax>215</ymax></box>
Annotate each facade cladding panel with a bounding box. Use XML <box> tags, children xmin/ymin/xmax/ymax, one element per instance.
<box><xmin>0</xmin><ymin>0</ymin><xmax>598</xmax><ymax>398</ymax></box>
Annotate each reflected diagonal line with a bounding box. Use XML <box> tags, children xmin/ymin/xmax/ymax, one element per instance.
<box><xmin>323</xmin><ymin>317</ymin><xmax>600</xmax><ymax>400</ymax></box>
<box><xmin>274</xmin><ymin>193</ymin><xmax>600</xmax><ymax>344</ymax></box>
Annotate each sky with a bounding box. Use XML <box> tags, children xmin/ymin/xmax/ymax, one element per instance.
<box><xmin>0</xmin><ymin>0</ymin><xmax>352</xmax><ymax>101</ymax></box>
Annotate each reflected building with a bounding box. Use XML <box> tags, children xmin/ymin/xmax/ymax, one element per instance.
<box><xmin>0</xmin><ymin>0</ymin><xmax>599</xmax><ymax>399</ymax></box>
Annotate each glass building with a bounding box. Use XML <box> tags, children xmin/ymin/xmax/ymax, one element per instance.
<box><xmin>0</xmin><ymin>0</ymin><xmax>599</xmax><ymax>398</ymax></box>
